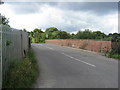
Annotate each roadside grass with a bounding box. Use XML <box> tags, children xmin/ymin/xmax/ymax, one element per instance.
<box><xmin>2</xmin><ymin>48</ymin><xmax>39</xmax><ymax>88</ymax></box>
<box><xmin>105</xmin><ymin>52</ymin><xmax>120</xmax><ymax>60</ymax></box>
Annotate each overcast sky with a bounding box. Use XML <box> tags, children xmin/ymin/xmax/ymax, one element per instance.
<box><xmin>0</xmin><ymin>2</ymin><xmax>118</xmax><ymax>34</ymax></box>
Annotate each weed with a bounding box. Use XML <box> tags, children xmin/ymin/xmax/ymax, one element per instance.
<box><xmin>2</xmin><ymin>49</ymin><xmax>39</xmax><ymax>88</ymax></box>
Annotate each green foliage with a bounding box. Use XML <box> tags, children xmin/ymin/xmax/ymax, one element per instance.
<box><xmin>40</xmin><ymin>33</ymin><xmax>46</xmax><ymax>43</ymax></box>
<box><xmin>3</xmin><ymin>49</ymin><xmax>39</xmax><ymax>88</ymax></box>
<box><xmin>75</xmin><ymin>29</ymin><xmax>93</xmax><ymax>39</ymax></box>
<box><xmin>45</xmin><ymin>27</ymin><xmax>59</xmax><ymax>39</ymax></box>
<box><xmin>93</xmin><ymin>31</ymin><xmax>106</xmax><ymax>39</ymax></box>
<box><xmin>111</xmin><ymin>33</ymin><xmax>120</xmax><ymax>41</ymax></box>
<box><xmin>44</xmin><ymin>27</ymin><xmax>71</xmax><ymax>39</ymax></box>
<box><xmin>50</xmin><ymin>30</ymin><xmax>70</xmax><ymax>39</ymax></box>
<box><xmin>51</xmin><ymin>31</ymin><xmax>59</xmax><ymax>39</ymax></box>
<box><xmin>106</xmin><ymin>52</ymin><xmax>120</xmax><ymax>60</ymax></box>
<box><xmin>29</xmin><ymin>27</ymin><xmax>120</xmax><ymax>44</ymax></box>
<box><xmin>75</xmin><ymin>29</ymin><xmax>107</xmax><ymax>39</ymax></box>
<box><xmin>45</xmin><ymin>27</ymin><xmax>58</xmax><ymax>33</ymax></box>
<box><xmin>57</xmin><ymin>31</ymin><xmax>71</xmax><ymax>39</ymax></box>
<box><xmin>29</xmin><ymin>27</ymin><xmax>71</xmax><ymax>43</ymax></box>
<box><xmin>0</xmin><ymin>14</ymin><xmax>9</xmax><ymax>26</ymax></box>
<box><xmin>22</xmin><ymin>29</ymin><xmax>27</xmax><ymax>32</ymax></box>
<box><xmin>70</xmin><ymin>33</ymin><xmax>76</xmax><ymax>39</ymax></box>
<box><xmin>6</xmin><ymin>40</ymin><xmax>12</xmax><ymax>46</ymax></box>
<box><xmin>30</xmin><ymin>28</ymin><xmax>44</xmax><ymax>43</ymax></box>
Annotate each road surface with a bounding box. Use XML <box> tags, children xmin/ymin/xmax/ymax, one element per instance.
<box><xmin>32</xmin><ymin>43</ymin><xmax>118</xmax><ymax>88</ymax></box>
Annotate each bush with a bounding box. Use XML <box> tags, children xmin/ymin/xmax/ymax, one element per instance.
<box><xmin>106</xmin><ymin>52</ymin><xmax>120</xmax><ymax>60</ymax></box>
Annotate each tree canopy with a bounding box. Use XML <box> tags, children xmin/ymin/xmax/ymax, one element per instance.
<box><xmin>29</xmin><ymin>27</ymin><xmax>120</xmax><ymax>43</ymax></box>
<box><xmin>0</xmin><ymin>14</ymin><xmax>9</xmax><ymax>26</ymax></box>
<box><xmin>45</xmin><ymin>27</ymin><xmax>58</xmax><ymax>33</ymax></box>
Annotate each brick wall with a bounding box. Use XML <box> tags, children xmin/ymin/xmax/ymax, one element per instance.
<box><xmin>45</xmin><ymin>39</ymin><xmax>112</xmax><ymax>53</ymax></box>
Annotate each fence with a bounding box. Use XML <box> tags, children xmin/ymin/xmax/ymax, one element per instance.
<box><xmin>0</xmin><ymin>25</ymin><xmax>29</xmax><ymax>88</ymax></box>
<box><xmin>0</xmin><ymin>25</ymin><xmax>2</xmax><ymax>89</ymax></box>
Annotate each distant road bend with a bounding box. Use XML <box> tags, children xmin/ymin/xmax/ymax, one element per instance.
<box><xmin>32</xmin><ymin>43</ymin><xmax>118</xmax><ymax>88</ymax></box>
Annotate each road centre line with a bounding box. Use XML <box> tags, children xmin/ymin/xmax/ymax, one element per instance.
<box><xmin>61</xmin><ymin>52</ymin><xmax>96</xmax><ymax>67</ymax></box>
<box><xmin>45</xmin><ymin>46</ymin><xmax>54</xmax><ymax>50</ymax></box>
<box><xmin>36</xmin><ymin>44</ymin><xmax>54</xmax><ymax>50</ymax></box>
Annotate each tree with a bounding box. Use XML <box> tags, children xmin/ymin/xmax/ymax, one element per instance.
<box><xmin>0</xmin><ymin>14</ymin><xmax>9</xmax><ymax>26</ymax></box>
<box><xmin>32</xmin><ymin>28</ymin><xmax>43</xmax><ymax>43</ymax></box>
<box><xmin>40</xmin><ymin>33</ymin><xmax>46</xmax><ymax>43</ymax></box>
<box><xmin>75</xmin><ymin>29</ymin><xmax>93</xmax><ymax>39</ymax></box>
<box><xmin>51</xmin><ymin>31</ymin><xmax>60</xmax><ymax>39</ymax></box>
<box><xmin>22</xmin><ymin>29</ymin><xmax>27</xmax><ymax>32</ymax></box>
<box><xmin>57</xmin><ymin>31</ymin><xmax>70</xmax><ymax>39</ymax></box>
<box><xmin>93</xmin><ymin>31</ymin><xmax>106</xmax><ymax>39</ymax></box>
<box><xmin>29</xmin><ymin>31</ymin><xmax>34</xmax><ymax>37</ymax></box>
<box><xmin>110</xmin><ymin>33</ymin><xmax>120</xmax><ymax>42</ymax></box>
<box><xmin>45</xmin><ymin>27</ymin><xmax>59</xmax><ymax>39</ymax></box>
<box><xmin>70</xmin><ymin>33</ymin><xmax>76</xmax><ymax>39</ymax></box>
<box><xmin>29</xmin><ymin>28</ymin><xmax>46</xmax><ymax>43</ymax></box>
<box><xmin>48</xmin><ymin>30</ymin><xmax>70</xmax><ymax>39</ymax></box>
<box><xmin>82</xmin><ymin>29</ymin><xmax>93</xmax><ymax>39</ymax></box>
<box><xmin>75</xmin><ymin>29</ymin><xmax>107</xmax><ymax>39</ymax></box>
<box><xmin>45</xmin><ymin>27</ymin><xmax>58</xmax><ymax>33</ymax></box>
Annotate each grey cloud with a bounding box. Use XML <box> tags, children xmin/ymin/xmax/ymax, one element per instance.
<box><xmin>4</xmin><ymin>2</ymin><xmax>117</xmax><ymax>34</ymax></box>
<box><xmin>53</xmin><ymin>2</ymin><xmax>118</xmax><ymax>15</ymax></box>
<box><xmin>4</xmin><ymin>0</ymin><xmax>120</xmax><ymax>2</ymax></box>
<box><xmin>6</xmin><ymin>2</ymin><xmax>58</xmax><ymax>14</ymax></box>
<box><xmin>6</xmin><ymin>2</ymin><xmax>118</xmax><ymax>15</ymax></box>
<box><xmin>6</xmin><ymin>2</ymin><xmax>41</xmax><ymax>14</ymax></box>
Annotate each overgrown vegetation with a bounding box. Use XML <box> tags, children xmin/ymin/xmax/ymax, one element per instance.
<box><xmin>106</xmin><ymin>52</ymin><xmax>120</xmax><ymax>60</ymax></box>
<box><xmin>105</xmin><ymin>38</ymin><xmax>120</xmax><ymax>60</ymax></box>
<box><xmin>2</xmin><ymin>49</ymin><xmax>39</xmax><ymax>88</ymax></box>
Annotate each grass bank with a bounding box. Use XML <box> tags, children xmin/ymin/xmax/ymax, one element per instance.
<box><xmin>3</xmin><ymin>48</ymin><xmax>39</xmax><ymax>88</ymax></box>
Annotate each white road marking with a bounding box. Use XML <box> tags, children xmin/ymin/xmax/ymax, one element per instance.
<box><xmin>45</xmin><ymin>46</ymin><xmax>54</xmax><ymax>50</ymax></box>
<box><xmin>61</xmin><ymin>53</ymin><xmax>96</xmax><ymax>67</ymax></box>
<box><xmin>35</xmin><ymin>44</ymin><xmax>54</xmax><ymax>50</ymax></box>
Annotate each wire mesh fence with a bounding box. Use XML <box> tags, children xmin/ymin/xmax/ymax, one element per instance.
<box><xmin>0</xmin><ymin>25</ymin><xmax>29</xmax><ymax>88</ymax></box>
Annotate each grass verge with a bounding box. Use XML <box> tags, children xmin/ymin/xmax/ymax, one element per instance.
<box><xmin>2</xmin><ymin>48</ymin><xmax>39</xmax><ymax>88</ymax></box>
<box><xmin>105</xmin><ymin>52</ymin><xmax>120</xmax><ymax>60</ymax></box>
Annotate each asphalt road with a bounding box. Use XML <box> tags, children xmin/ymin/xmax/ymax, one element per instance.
<box><xmin>32</xmin><ymin>43</ymin><xmax>118</xmax><ymax>88</ymax></box>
